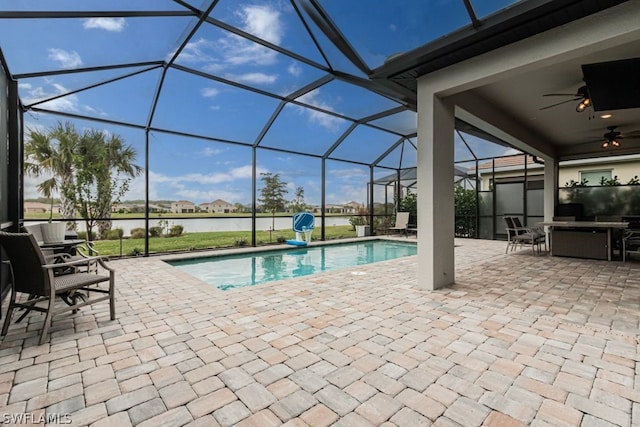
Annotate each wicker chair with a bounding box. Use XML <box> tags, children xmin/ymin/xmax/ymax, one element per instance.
<box><xmin>0</xmin><ymin>231</ymin><xmax>115</xmax><ymax>345</ymax></box>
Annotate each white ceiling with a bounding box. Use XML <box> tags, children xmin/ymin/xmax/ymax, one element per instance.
<box><xmin>473</xmin><ymin>38</ymin><xmax>640</xmax><ymax>160</ymax></box>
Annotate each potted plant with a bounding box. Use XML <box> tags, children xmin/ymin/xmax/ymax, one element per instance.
<box><xmin>349</xmin><ymin>205</ymin><xmax>370</xmax><ymax>237</ymax></box>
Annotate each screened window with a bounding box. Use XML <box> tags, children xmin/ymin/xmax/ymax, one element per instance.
<box><xmin>580</xmin><ymin>170</ymin><xmax>612</xmax><ymax>186</ymax></box>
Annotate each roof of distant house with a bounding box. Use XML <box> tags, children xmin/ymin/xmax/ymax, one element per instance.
<box><xmin>470</xmin><ymin>156</ymin><xmax>541</xmax><ymax>171</ymax></box>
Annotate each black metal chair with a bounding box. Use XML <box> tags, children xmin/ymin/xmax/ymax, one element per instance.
<box><xmin>0</xmin><ymin>231</ymin><xmax>115</xmax><ymax>345</ymax></box>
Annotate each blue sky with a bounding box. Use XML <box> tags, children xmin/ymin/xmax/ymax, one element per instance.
<box><xmin>2</xmin><ymin>1</ymin><xmax>519</xmax><ymax>206</ymax></box>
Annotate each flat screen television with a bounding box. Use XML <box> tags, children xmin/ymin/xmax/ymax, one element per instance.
<box><xmin>582</xmin><ymin>57</ymin><xmax>640</xmax><ymax>111</ymax></box>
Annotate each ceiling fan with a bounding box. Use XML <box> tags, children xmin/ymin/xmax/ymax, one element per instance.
<box><xmin>540</xmin><ymin>85</ymin><xmax>591</xmax><ymax>112</ymax></box>
<box><xmin>599</xmin><ymin>126</ymin><xmax>640</xmax><ymax>149</ymax></box>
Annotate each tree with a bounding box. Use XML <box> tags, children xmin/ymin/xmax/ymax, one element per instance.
<box><xmin>258</xmin><ymin>172</ymin><xmax>288</xmax><ymax>232</ymax></box>
<box><xmin>25</xmin><ymin>121</ymin><xmax>141</xmax><ymax>238</ymax></box>
<box><xmin>25</xmin><ymin>122</ymin><xmax>79</xmax><ymax>222</ymax></box>
<box><xmin>398</xmin><ymin>191</ymin><xmax>417</xmax><ymax>218</ymax></box>
<box><xmin>96</xmin><ymin>131</ymin><xmax>142</xmax><ymax>237</ymax></box>
<box><xmin>62</xmin><ymin>129</ymin><xmax>140</xmax><ymax>240</ymax></box>
<box><xmin>454</xmin><ymin>184</ymin><xmax>477</xmax><ymax>237</ymax></box>
<box><xmin>289</xmin><ymin>186</ymin><xmax>307</xmax><ymax>213</ymax></box>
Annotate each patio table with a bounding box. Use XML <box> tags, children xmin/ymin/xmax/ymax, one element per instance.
<box><xmin>537</xmin><ymin>220</ymin><xmax>628</xmax><ymax>261</ymax></box>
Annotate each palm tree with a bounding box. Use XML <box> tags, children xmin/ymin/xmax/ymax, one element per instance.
<box><xmin>25</xmin><ymin>122</ymin><xmax>79</xmax><ymax>224</ymax></box>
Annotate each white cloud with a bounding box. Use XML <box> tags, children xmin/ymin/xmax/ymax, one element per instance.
<box><xmin>20</xmin><ymin>82</ymin><xmax>80</xmax><ymax>112</ymax></box>
<box><xmin>326</xmin><ymin>184</ymin><xmax>367</xmax><ymax>205</ymax></box>
<box><xmin>328</xmin><ymin>167</ymin><xmax>368</xmax><ymax>180</ymax></box>
<box><xmin>83</xmin><ymin>104</ymin><xmax>108</xmax><ymax>117</ymax></box>
<box><xmin>200</xmin><ymin>147</ymin><xmax>223</xmax><ymax>157</ymax></box>
<box><xmin>201</xmin><ymin>87</ymin><xmax>220</xmax><ymax>98</ymax></box>
<box><xmin>48</xmin><ymin>48</ymin><xmax>83</xmax><ymax>68</ymax></box>
<box><xmin>296</xmin><ymin>90</ymin><xmax>344</xmax><ymax>132</ymax></box>
<box><xmin>176</xmin><ymin>38</ymin><xmax>216</xmax><ymax>64</ymax></box>
<box><xmin>219</xmin><ymin>34</ymin><xmax>278</xmax><ymax>66</ymax></box>
<box><xmin>126</xmin><ymin>165</ymin><xmax>267</xmax><ymax>203</ymax></box>
<box><xmin>174</xmin><ymin>4</ymin><xmax>286</xmax><ymax>72</ymax></box>
<box><xmin>24</xmin><ymin>173</ymin><xmax>55</xmax><ymax>199</ymax></box>
<box><xmin>83</xmin><ymin>18</ymin><xmax>126</xmax><ymax>32</ymax></box>
<box><xmin>287</xmin><ymin>62</ymin><xmax>302</xmax><ymax>77</ymax></box>
<box><xmin>239</xmin><ymin>5</ymin><xmax>283</xmax><ymax>44</ymax></box>
<box><xmin>226</xmin><ymin>72</ymin><xmax>277</xmax><ymax>85</ymax></box>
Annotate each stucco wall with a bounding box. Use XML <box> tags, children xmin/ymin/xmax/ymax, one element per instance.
<box><xmin>477</xmin><ymin>158</ymin><xmax>640</xmax><ymax>190</ymax></box>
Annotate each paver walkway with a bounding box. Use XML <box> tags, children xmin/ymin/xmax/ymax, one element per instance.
<box><xmin>1</xmin><ymin>238</ymin><xmax>639</xmax><ymax>426</ymax></box>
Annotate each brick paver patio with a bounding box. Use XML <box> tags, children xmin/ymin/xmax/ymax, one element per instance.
<box><xmin>1</xmin><ymin>238</ymin><xmax>639</xmax><ymax>426</ymax></box>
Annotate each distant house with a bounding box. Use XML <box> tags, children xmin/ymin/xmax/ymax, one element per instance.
<box><xmin>325</xmin><ymin>204</ymin><xmax>345</xmax><ymax>214</ymax></box>
<box><xmin>208</xmin><ymin>199</ymin><xmax>236</xmax><ymax>214</ymax></box>
<box><xmin>171</xmin><ymin>200</ymin><xmax>195</xmax><ymax>213</ymax></box>
<box><xmin>111</xmin><ymin>203</ymin><xmax>124</xmax><ymax>213</ymax></box>
<box><xmin>343</xmin><ymin>201</ymin><xmax>365</xmax><ymax>214</ymax></box>
<box><xmin>24</xmin><ymin>202</ymin><xmax>59</xmax><ymax>214</ymax></box>
<box><xmin>199</xmin><ymin>202</ymin><xmax>210</xmax><ymax>213</ymax></box>
<box><xmin>148</xmin><ymin>204</ymin><xmax>164</xmax><ymax>213</ymax></box>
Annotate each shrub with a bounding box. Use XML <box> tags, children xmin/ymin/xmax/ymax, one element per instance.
<box><xmin>169</xmin><ymin>224</ymin><xmax>184</xmax><ymax>237</ymax></box>
<box><xmin>276</xmin><ymin>236</ymin><xmax>287</xmax><ymax>244</ymax></box>
<box><xmin>106</xmin><ymin>228</ymin><xmax>124</xmax><ymax>240</ymax></box>
<box><xmin>130</xmin><ymin>227</ymin><xmax>146</xmax><ymax>239</ymax></box>
<box><xmin>149</xmin><ymin>226</ymin><xmax>163</xmax><ymax>237</ymax></box>
<box><xmin>349</xmin><ymin>205</ymin><xmax>369</xmax><ymax>230</ymax></box>
<box><xmin>235</xmin><ymin>238</ymin><xmax>247</xmax><ymax>247</ymax></box>
<box><xmin>128</xmin><ymin>247</ymin><xmax>142</xmax><ymax>256</ymax></box>
<box><xmin>77</xmin><ymin>231</ymin><xmax>96</xmax><ymax>240</ymax></box>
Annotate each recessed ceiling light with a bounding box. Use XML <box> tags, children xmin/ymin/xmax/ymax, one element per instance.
<box><xmin>600</xmin><ymin>114</ymin><xmax>612</xmax><ymax>119</ymax></box>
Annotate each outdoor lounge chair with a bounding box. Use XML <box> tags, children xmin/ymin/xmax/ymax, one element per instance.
<box><xmin>388</xmin><ymin>212</ymin><xmax>410</xmax><ymax>236</ymax></box>
<box><xmin>0</xmin><ymin>231</ymin><xmax>116</xmax><ymax>345</ymax></box>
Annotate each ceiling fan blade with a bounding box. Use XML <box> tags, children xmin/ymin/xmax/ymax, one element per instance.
<box><xmin>539</xmin><ymin>97</ymin><xmax>581</xmax><ymax>110</ymax></box>
<box><xmin>542</xmin><ymin>93</ymin><xmax>580</xmax><ymax>97</ymax></box>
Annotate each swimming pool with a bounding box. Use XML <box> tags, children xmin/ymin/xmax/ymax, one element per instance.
<box><xmin>168</xmin><ymin>240</ymin><xmax>417</xmax><ymax>290</ymax></box>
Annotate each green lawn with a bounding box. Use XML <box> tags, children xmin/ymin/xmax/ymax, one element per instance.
<box><xmin>92</xmin><ymin>225</ymin><xmax>357</xmax><ymax>257</ymax></box>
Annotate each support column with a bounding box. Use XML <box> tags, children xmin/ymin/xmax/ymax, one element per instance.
<box><xmin>417</xmin><ymin>89</ymin><xmax>455</xmax><ymax>290</ymax></box>
<box><xmin>543</xmin><ymin>157</ymin><xmax>558</xmax><ymax>221</ymax></box>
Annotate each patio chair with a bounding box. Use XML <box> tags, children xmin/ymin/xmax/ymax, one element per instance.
<box><xmin>504</xmin><ymin>216</ymin><xmax>544</xmax><ymax>255</ymax></box>
<box><xmin>388</xmin><ymin>212</ymin><xmax>410</xmax><ymax>236</ymax></box>
<box><xmin>622</xmin><ymin>230</ymin><xmax>640</xmax><ymax>262</ymax></box>
<box><xmin>0</xmin><ymin>231</ymin><xmax>116</xmax><ymax>345</ymax></box>
<box><xmin>513</xmin><ymin>217</ymin><xmax>546</xmax><ymax>253</ymax></box>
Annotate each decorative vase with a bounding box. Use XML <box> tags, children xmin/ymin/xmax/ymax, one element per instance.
<box><xmin>40</xmin><ymin>222</ymin><xmax>66</xmax><ymax>244</ymax></box>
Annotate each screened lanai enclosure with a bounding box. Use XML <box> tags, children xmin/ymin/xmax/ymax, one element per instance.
<box><xmin>0</xmin><ymin>0</ymin><xmax>527</xmax><ymax>258</ymax></box>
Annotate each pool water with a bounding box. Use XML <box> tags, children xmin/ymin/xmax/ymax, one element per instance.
<box><xmin>168</xmin><ymin>240</ymin><xmax>417</xmax><ymax>290</ymax></box>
